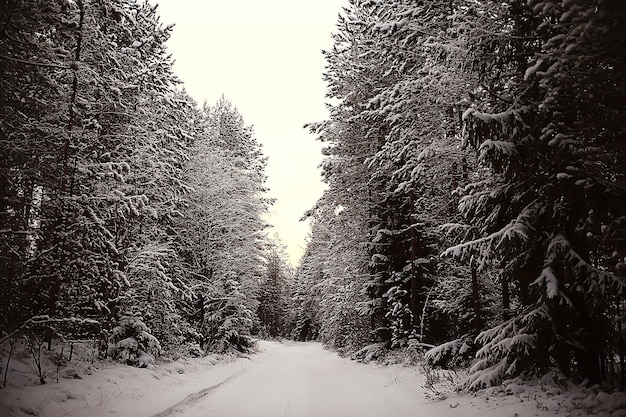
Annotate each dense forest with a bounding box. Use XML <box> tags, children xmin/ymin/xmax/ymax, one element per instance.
<box><xmin>0</xmin><ymin>0</ymin><xmax>292</xmax><ymax>370</ymax></box>
<box><xmin>1</xmin><ymin>0</ymin><xmax>625</xmax><ymax>393</ymax></box>
<box><xmin>292</xmin><ymin>0</ymin><xmax>626</xmax><ymax>391</ymax></box>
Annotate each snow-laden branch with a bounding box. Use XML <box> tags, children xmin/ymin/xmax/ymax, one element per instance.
<box><xmin>0</xmin><ymin>53</ymin><xmax>72</xmax><ymax>69</ymax></box>
<box><xmin>0</xmin><ymin>316</ymin><xmax>100</xmax><ymax>346</ymax></box>
<box><xmin>442</xmin><ymin>220</ymin><xmax>516</xmax><ymax>260</ymax></box>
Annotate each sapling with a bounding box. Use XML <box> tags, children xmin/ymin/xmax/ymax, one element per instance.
<box><xmin>3</xmin><ymin>337</ymin><xmax>15</xmax><ymax>387</ymax></box>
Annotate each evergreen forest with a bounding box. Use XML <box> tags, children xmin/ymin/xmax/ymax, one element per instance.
<box><xmin>1</xmin><ymin>0</ymin><xmax>625</xmax><ymax>392</ymax></box>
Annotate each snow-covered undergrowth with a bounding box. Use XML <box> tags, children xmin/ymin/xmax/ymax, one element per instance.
<box><xmin>0</xmin><ymin>338</ymin><xmax>250</xmax><ymax>417</ymax></box>
<box><xmin>423</xmin><ymin>373</ymin><xmax>626</xmax><ymax>417</ymax></box>
<box><xmin>353</xmin><ymin>342</ymin><xmax>626</xmax><ymax>417</ymax></box>
<box><xmin>478</xmin><ymin>379</ymin><xmax>626</xmax><ymax>417</ymax></box>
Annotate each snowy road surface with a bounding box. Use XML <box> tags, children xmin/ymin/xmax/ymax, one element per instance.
<box><xmin>177</xmin><ymin>341</ymin><xmax>423</xmax><ymax>417</ymax></box>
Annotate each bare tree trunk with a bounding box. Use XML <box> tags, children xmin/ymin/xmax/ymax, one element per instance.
<box><xmin>502</xmin><ymin>274</ymin><xmax>510</xmax><ymax>320</ymax></box>
<box><xmin>3</xmin><ymin>337</ymin><xmax>15</xmax><ymax>387</ymax></box>
<box><xmin>470</xmin><ymin>258</ymin><xmax>482</xmax><ymax>332</ymax></box>
<box><xmin>62</xmin><ymin>0</ymin><xmax>84</xmax><ymax>193</ymax></box>
<box><xmin>611</xmin><ymin>296</ymin><xmax>626</xmax><ymax>391</ymax></box>
<box><xmin>46</xmin><ymin>0</ymin><xmax>86</xmax><ymax>350</ymax></box>
<box><xmin>28</xmin><ymin>335</ymin><xmax>46</xmax><ymax>385</ymax></box>
<box><xmin>408</xmin><ymin>190</ymin><xmax>422</xmax><ymax>333</ymax></box>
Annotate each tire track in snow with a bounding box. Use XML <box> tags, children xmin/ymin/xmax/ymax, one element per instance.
<box><xmin>279</xmin><ymin>365</ymin><xmax>301</xmax><ymax>417</ymax></box>
<box><xmin>150</xmin><ymin>367</ymin><xmax>248</xmax><ymax>417</ymax></box>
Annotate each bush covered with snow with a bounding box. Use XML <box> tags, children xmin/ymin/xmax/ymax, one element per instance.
<box><xmin>109</xmin><ymin>315</ymin><xmax>161</xmax><ymax>368</ymax></box>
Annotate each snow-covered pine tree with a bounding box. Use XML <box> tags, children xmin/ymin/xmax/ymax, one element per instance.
<box><xmin>46</xmin><ymin>0</ymin><xmax>186</xmax><ymax>347</ymax></box>
<box><xmin>1</xmin><ymin>0</ymin><xmax>191</xmax><ymax>357</ymax></box>
<box><xmin>0</xmin><ymin>0</ymin><xmax>146</xmax><ymax>343</ymax></box>
<box><xmin>365</xmin><ymin>0</ymin><xmax>522</xmax><ymax>358</ymax></box>
<box><xmin>299</xmin><ymin>198</ymin><xmax>372</xmax><ymax>351</ymax></box>
<box><xmin>118</xmin><ymin>88</ymin><xmax>198</xmax><ymax>351</ymax></box>
<box><xmin>438</xmin><ymin>0</ymin><xmax>626</xmax><ymax>388</ymax></box>
<box><xmin>287</xmin><ymin>230</ymin><xmax>324</xmax><ymax>342</ymax></box>
<box><xmin>174</xmin><ymin>98</ymin><xmax>269</xmax><ymax>353</ymax></box>
<box><xmin>257</xmin><ymin>236</ymin><xmax>292</xmax><ymax>338</ymax></box>
<box><xmin>303</xmin><ymin>1</ymin><xmax>393</xmax><ymax>349</ymax></box>
<box><xmin>0</xmin><ymin>0</ymin><xmax>78</xmax><ymax>336</ymax></box>
<box><xmin>311</xmin><ymin>0</ymin><xmax>482</xmax><ymax>351</ymax></box>
<box><xmin>356</xmin><ymin>0</ymin><xmax>463</xmax><ymax>348</ymax></box>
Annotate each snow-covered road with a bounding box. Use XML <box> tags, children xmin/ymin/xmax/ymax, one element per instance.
<box><xmin>177</xmin><ymin>341</ymin><xmax>424</xmax><ymax>417</ymax></box>
<box><xmin>3</xmin><ymin>340</ymin><xmax>606</xmax><ymax>417</ymax></box>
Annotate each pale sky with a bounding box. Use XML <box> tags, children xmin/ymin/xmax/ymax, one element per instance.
<box><xmin>151</xmin><ymin>0</ymin><xmax>345</xmax><ymax>264</ymax></box>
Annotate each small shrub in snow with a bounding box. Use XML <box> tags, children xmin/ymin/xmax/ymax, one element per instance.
<box><xmin>425</xmin><ymin>335</ymin><xmax>474</xmax><ymax>370</ymax></box>
<box><xmin>420</xmin><ymin>363</ymin><xmax>462</xmax><ymax>401</ymax></box>
<box><xmin>109</xmin><ymin>315</ymin><xmax>161</xmax><ymax>368</ymax></box>
<box><xmin>353</xmin><ymin>342</ymin><xmax>387</xmax><ymax>363</ymax></box>
<box><xmin>188</xmin><ymin>343</ymin><xmax>205</xmax><ymax>357</ymax></box>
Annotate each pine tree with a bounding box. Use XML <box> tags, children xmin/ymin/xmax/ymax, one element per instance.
<box><xmin>287</xmin><ymin>235</ymin><xmax>323</xmax><ymax>342</ymax></box>
<box><xmin>0</xmin><ymin>0</ymin><xmax>77</xmax><ymax>335</ymax></box>
<box><xmin>1</xmin><ymin>0</ymin><xmax>190</xmax><ymax>356</ymax></box>
<box><xmin>173</xmin><ymin>98</ymin><xmax>269</xmax><ymax>353</ymax></box>
<box><xmin>257</xmin><ymin>236</ymin><xmax>292</xmax><ymax>338</ymax></box>
<box><xmin>306</xmin><ymin>0</ymin><xmax>481</xmax><ymax>350</ymax></box>
<box><xmin>437</xmin><ymin>0</ymin><xmax>626</xmax><ymax>388</ymax></box>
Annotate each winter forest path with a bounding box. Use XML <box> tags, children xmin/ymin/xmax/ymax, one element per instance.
<box><xmin>1</xmin><ymin>340</ymin><xmax>587</xmax><ymax>417</ymax></box>
<box><xmin>177</xmin><ymin>341</ymin><xmax>428</xmax><ymax>417</ymax></box>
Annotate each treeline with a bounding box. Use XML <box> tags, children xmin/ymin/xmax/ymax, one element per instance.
<box><xmin>0</xmin><ymin>0</ymin><xmax>290</xmax><ymax>369</ymax></box>
<box><xmin>292</xmin><ymin>0</ymin><xmax>626</xmax><ymax>390</ymax></box>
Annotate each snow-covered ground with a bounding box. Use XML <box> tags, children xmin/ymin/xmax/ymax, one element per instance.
<box><xmin>1</xmin><ymin>340</ymin><xmax>625</xmax><ymax>417</ymax></box>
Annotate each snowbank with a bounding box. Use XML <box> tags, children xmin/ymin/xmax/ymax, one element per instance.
<box><xmin>0</xmin><ymin>339</ymin><xmax>250</xmax><ymax>417</ymax></box>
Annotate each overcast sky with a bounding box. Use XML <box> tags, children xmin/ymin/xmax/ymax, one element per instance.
<box><xmin>151</xmin><ymin>0</ymin><xmax>345</xmax><ymax>264</ymax></box>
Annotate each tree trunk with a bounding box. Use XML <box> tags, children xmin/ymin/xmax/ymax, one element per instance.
<box><xmin>470</xmin><ymin>259</ymin><xmax>482</xmax><ymax>332</ymax></box>
<box><xmin>502</xmin><ymin>274</ymin><xmax>510</xmax><ymax>320</ymax></box>
<box><xmin>197</xmin><ymin>293</ymin><xmax>205</xmax><ymax>326</ymax></box>
<box><xmin>408</xmin><ymin>190</ymin><xmax>422</xmax><ymax>332</ymax></box>
<box><xmin>610</xmin><ymin>306</ymin><xmax>626</xmax><ymax>391</ymax></box>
